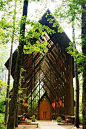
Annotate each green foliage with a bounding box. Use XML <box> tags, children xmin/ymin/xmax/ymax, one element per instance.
<box><xmin>0</xmin><ymin>99</ymin><xmax>5</xmax><ymax>113</ymax></box>
<box><xmin>0</xmin><ymin>113</ymin><xmax>6</xmax><ymax>129</ymax></box>
<box><xmin>0</xmin><ymin>80</ymin><xmax>8</xmax><ymax>88</ymax></box>
<box><xmin>24</xmin><ymin>22</ymin><xmax>55</xmax><ymax>54</ymax></box>
<box><xmin>79</xmin><ymin>114</ymin><xmax>82</xmax><ymax>124</ymax></box>
<box><xmin>0</xmin><ymin>19</ymin><xmax>12</xmax><ymax>44</ymax></box>
<box><xmin>0</xmin><ymin>113</ymin><xmax>4</xmax><ymax>124</ymax></box>
<box><xmin>0</xmin><ymin>28</ymin><xmax>11</xmax><ymax>44</ymax></box>
<box><xmin>31</xmin><ymin>115</ymin><xmax>36</xmax><ymax>122</ymax></box>
<box><xmin>0</xmin><ymin>86</ymin><xmax>6</xmax><ymax>113</ymax></box>
<box><xmin>56</xmin><ymin>116</ymin><xmax>62</xmax><ymax>122</ymax></box>
<box><xmin>67</xmin><ymin>42</ymin><xmax>86</xmax><ymax>73</ymax></box>
<box><xmin>0</xmin><ymin>126</ymin><xmax>6</xmax><ymax>129</ymax></box>
<box><xmin>0</xmin><ymin>0</ymin><xmax>56</xmax><ymax>55</ymax></box>
<box><xmin>24</xmin><ymin>40</ymin><xmax>49</xmax><ymax>54</ymax></box>
<box><xmin>0</xmin><ymin>0</ymin><xmax>6</xmax><ymax>11</ymax></box>
<box><xmin>54</xmin><ymin>0</ymin><xmax>85</xmax><ymax>74</ymax></box>
<box><xmin>47</xmin><ymin>18</ymin><xmax>63</xmax><ymax>33</ymax></box>
<box><xmin>54</xmin><ymin>0</ymin><xmax>81</xmax><ymax>23</ymax></box>
<box><xmin>0</xmin><ymin>18</ymin><xmax>12</xmax><ymax>29</ymax></box>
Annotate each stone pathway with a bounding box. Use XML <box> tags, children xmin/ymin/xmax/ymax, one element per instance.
<box><xmin>17</xmin><ymin>120</ymin><xmax>67</xmax><ymax>129</ymax></box>
<box><xmin>39</xmin><ymin>120</ymin><xmax>66</xmax><ymax>129</ymax></box>
<box><xmin>17</xmin><ymin>120</ymin><xmax>82</xmax><ymax>129</ymax></box>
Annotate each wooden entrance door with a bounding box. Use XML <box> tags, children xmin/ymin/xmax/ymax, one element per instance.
<box><xmin>38</xmin><ymin>99</ymin><xmax>51</xmax><ymax>120</ymax></box>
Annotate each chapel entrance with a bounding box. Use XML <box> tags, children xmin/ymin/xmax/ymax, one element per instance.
<box><xmin>38</xmin><ymin>99</ymin><xmax>51</xmax><ymax>120</ymax></box>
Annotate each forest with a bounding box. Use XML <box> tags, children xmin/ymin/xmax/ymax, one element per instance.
<box><xmin>0</xmin><ymin>0</ymin><xmax>86</xmax><ymax>129</ymax></box>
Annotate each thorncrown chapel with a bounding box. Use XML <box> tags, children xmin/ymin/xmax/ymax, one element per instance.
<box><xmin>5</xmin><ymin>9</ymin><xmax>74</xmax><ymax>120</ymax></box>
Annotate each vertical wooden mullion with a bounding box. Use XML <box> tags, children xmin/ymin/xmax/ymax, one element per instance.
<box><xmin>31</xmin><ymin>75</ymin><xmax>32</xmax><ymax>115</ymax></box>
<box><xmin>50</xmin><ymin>64</ymin><xmax>51</xmax><ymax>101</ymax></box>
<box><xmin>56</xmin><ymin>42</ymin><xmax>59</xmax><ymax>116</ymax></box>
<box><xmin>50</xmin><ymin>57</ymin><xmax>51</xmax><ymax>89</ymax></box>
<box><xmin>58</xmin><ymin>42</ymin><xmax>60</xmax><ymax>116</ymax></box>
<box><xmin>33</xmin><ymin>54</ymin><xmax>35</xmax><ymax>114</ymax></box>
<box><xmin>31</xmin><ymin>54</ymin><xmax>33</xmax><ymax>116</ymax></box>
<box><xmin>55</xmin><ymin>98</ymin><xmax>56</xmax><ymax>119</ymax></box>
<box><xmin>32</xmin><ymin>53</ymin><xmax>34</xmax><ymax>114</ymax></box>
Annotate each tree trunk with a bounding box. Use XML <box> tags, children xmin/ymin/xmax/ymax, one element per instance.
<box><xmin>7</xmin><ymin>1</ymin><xmax>28</xmax><ymax>129</ymax></box>
<box><xmin>82</xmin><ymin>3</ymin><xmax>86</xmax><ymax>129</ymax></box>
<box><xmin>72</xmin><ymin>18</ymin><xmax>79</xmax><ymax>128</ymax></box>
<box><xmin>15</xmin><ymin>103</ymin><xmax>18</xmax><ymax>127</ymax></box>
<box><xmin>4</xmin><ymin>42</ymin><xmax>13</xmax><ymax>125</ymax></box>
<box><xmin>74</xmin><ymin>63</ymin><xmax>79</xmax><ymax>128</ymax></box>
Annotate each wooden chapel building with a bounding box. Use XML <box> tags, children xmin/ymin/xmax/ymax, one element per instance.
<box><xmin>5</xmin><ymin>9</ymin><xmax>74</xmax><ymax>120</ymax></box>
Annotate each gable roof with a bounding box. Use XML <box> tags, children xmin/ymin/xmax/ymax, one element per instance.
<box><xmin>39</xmin><ymin>9</ymin><xmax>71</xmax><ymax>48</ymax></box>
